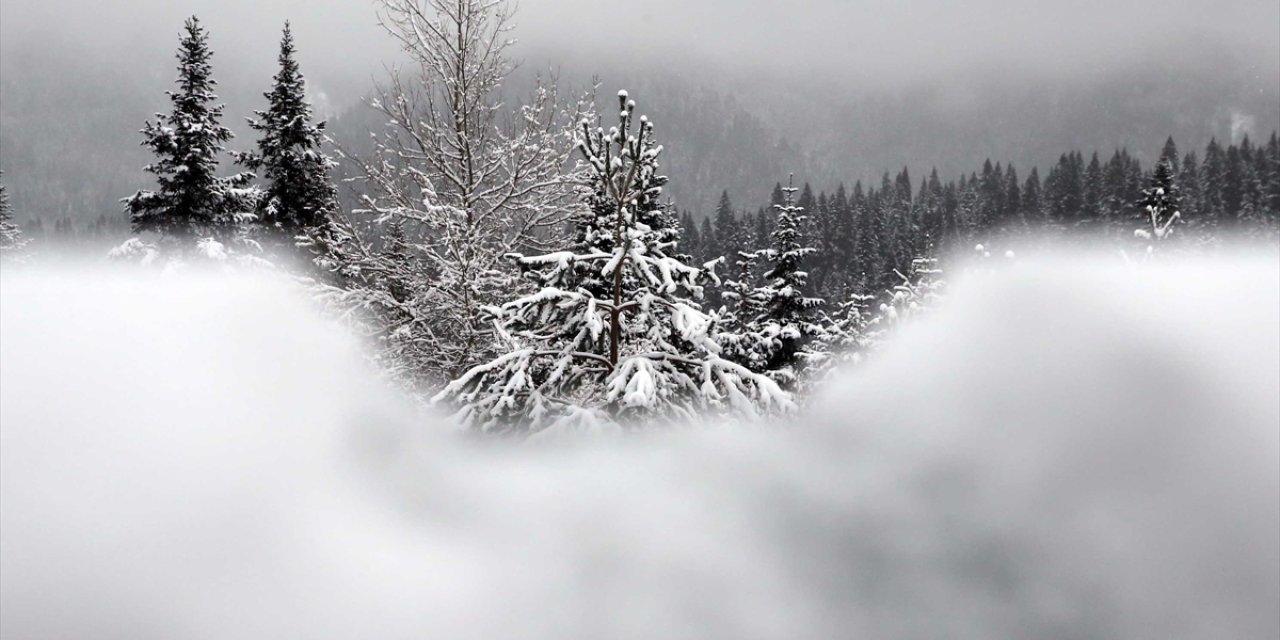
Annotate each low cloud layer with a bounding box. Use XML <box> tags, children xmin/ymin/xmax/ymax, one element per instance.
<box><xmin>3</xmin><ymin>251</ymin><xmax>1277</xmax><ymax>638</ymax></box>
<box><xmin>522</xmin><ymin>0</ymin><xmax>1280</xmax><ymax>85</ymax></box>
<box><xmin>2</xmin><ymin>0</ymin><xmax>1277</xmax><ymax>93</ymax></box>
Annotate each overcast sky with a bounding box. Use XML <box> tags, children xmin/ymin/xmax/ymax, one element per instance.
<box><xmin>2</xmin><ymin>0</ymin><xmax>1277</xmax><ymax>95</ymax></box>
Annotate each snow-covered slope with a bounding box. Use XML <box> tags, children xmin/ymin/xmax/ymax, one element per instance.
<box><xmin>2</xmin><ymin>254</ymin><xmax>1276</xmax><ymax>639</ymax></box>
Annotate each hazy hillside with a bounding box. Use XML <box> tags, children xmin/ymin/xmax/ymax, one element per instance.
<box><xmin>530</xmin><ymin>42</ymin><xmax>1279</xmax><ymax>213</ymax></box>
<box><xmin>2</xmin><ymin>32</ymin><xmax>1276</xmax><ymax>224</ymax></box>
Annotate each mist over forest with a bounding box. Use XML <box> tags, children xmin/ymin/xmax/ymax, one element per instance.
<box><xmin>2</xmin><ymin>0</ymin><xmax>1277</xmax><ymax>229</ymax></box>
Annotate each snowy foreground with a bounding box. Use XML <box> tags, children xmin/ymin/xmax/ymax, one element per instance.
<box><xmin>2</xmin><ymin>253</ymin><xmax>1278</xmax><ymax>639</ymax></box>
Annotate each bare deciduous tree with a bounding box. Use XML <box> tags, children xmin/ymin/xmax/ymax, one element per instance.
<box><xmin>323</xmin><ymin>0</ymin><xmax>590</xmax><ymax>388</ymax></box>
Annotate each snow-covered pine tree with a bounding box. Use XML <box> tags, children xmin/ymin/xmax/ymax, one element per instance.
<box><xmin>301</xmin><ymin>212</ymin><xmax>445</xmax><ymax>392</ymax></box>
<box><xmin>327</xmin><ymin>0</ymin><xmax>588</xmax><ymax>385</ymax></box>
<box><xmin>716</xmin><ymin>244</ymin><xmax>766</xmax><ymax>372</ymax></box>
<box><xmin>123</xmin><ymin>16</ymin><xmax>256</xmax><ymax>246</ymax></box>
<box><xmin>851</xmin><ymin>182</ymin><xmax>883</xmax><ymax>294</ymax></box>
<box><xmin>813</xmin><ymin>289</ymin><xmax>876</xmax><ymax>370</ymax></box>
<box><xmin>720</xmin><ymin>175</ymin><xmax>826</xmax><ymax>391</ymax></box>
<box><xmin>814</xmin><ymin>256</ymin><xmax>945</xmax><ymax>381</ymax></box>
<box><xmin>434</xmin><ymin>91</ymin><xmax>791</xmax><ymax>434</ymax></box>
<box><xmin>0</xmin><ymin>174</ymin><xmax>29</xmax><ymax>258</ymax></box>
<box><xmin>238</xmin><ymin>23</ymin><xmax>339</xmax><ymax>251</ymax></box>
<box><xmin>1134</xmin><ymin>155</ymin><xmax>1181</xmax><ymax>250</ymax></box>
<box><xmin>859</xmin><ymin>257</ymin><xmax>945</xmax><ymax>348</ymax></box>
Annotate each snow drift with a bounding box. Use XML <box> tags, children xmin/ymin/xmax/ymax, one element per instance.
<box><xmin>1</xmin><ymin>253</ymin><xmax>1277</xmax><ymax>639</ymax></box>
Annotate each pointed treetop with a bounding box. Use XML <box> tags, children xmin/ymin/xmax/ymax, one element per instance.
<box><xmin>782</xmin><ymin>174</ymin><xmax>798</xmax><ymax>197</ymax></box>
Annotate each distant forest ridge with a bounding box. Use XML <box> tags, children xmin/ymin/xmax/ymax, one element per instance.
<box><xmin>0</xmin><ymin>33</ymin><xmax>1276</xmax><ymax>234</ymax></box>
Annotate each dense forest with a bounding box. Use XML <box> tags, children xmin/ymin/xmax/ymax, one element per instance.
<box><xmin>2</xmin><ymin>8</ymin><xmax>1277</xmax><ymax>231</ymax></box>
<box><xmin>1</xmin><ymin>0</ymin><xmax>1277</xmax><ymax>433</ymax></box>
<box><xmin>679</xmin><ymin>134</ymin><xmax>1280</xmax><ymax>299</ymax></box>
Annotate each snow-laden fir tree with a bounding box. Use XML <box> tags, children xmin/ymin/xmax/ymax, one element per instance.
<box><xmin>814</xmin><ymin>256</ymin><xmax>944</xmax><ymax>381</ymax></box>
<box><xmin>1134</xmin><ymin>156</ymin><xmax>1181</xmax><ymax>250</ymax></box>
<box><xmin>715</xmin><ymin>244</ymin><xmax>765</xmax><ymax>366</ymax></box>
<box><xmin>812</xmin><ymin>290</ymin><xmax>876</xmax><ymax>371</ymax></box>
<box><xmin>861</xmin><ymin>257</ymin><xmax>945</xmax><ymax>346</ymax></box>
<box><xmin>434</xmin><ymin>91</ymin><xmax>791</xmax><ymax>434</ymax></box>
<box><xmin>123</xmin><ymin>16</ymin><xmax>257</xmax><ymax>246</ymax></box>
<box><xmin>299</xmin><ymin>211</ymin><xmax>445</xmax><ymax>393</ymax></box>
<box><xmin>719</xmin><ymin>176</ymin><xmax>826</xmax><ymax>391</ymax></box>
<box><xmin>0</xmin><ymin>174</ymin><xmax>29</xmax><ymax>258</ymax></box>
<box><xmin>238</xmin><ymin>23</ymin><xmax>339</xmax><ymax>251</ymax></box>
<box><xmin>323</xmin><ymin>0</ymin><xmax>588</xmax><ymax>386</ymax></box>
<box><xmin>719</xmin><ymin>243</ymin><xmax>761</xmax><ymax>316</ymax></box>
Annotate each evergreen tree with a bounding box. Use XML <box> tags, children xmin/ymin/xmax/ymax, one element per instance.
<box><xmin>1056</xmin><ymin>152</ymin><xmax>1085</xmax><ymax>224</ymax></box>
<box><xmin>711</xmin><ymin>189</ymin><xmax>737</xmax><ymax>261</ymax></box>
<box><xmin>1178</xmin><ymin>151</ymin><xmax>1201</xmax><ymax>223</ymax></box>
<box><xmin>817</xmin><ymin>257</ymin><xmax>945</xmax><ymax>379</ymax></box>
<box><xmin>770</xmin><ymin>182</ymin><xmax>785</xmax><ymax>208</ymax></box>
<box><xmin>1223</xmin><ymin>143</ymin><xmax>1245</xmax><ymax>222</ymax></box>
<box><xmin>808</xmin><ymin>191</ymin><xmax>831</xmax><ymax>292</ymax></box>
<box><xmin>695</xmin><ymin>216</ymin><xmax>714</xmax><ymax>263</ymax></box>
<box><xmin>123</xmin><ymin>16</ymin><xmax>255</xmax><ymax>244</ymax></box>
<box><xmin>1082</xmin><ymin>151</ymin><xmax>1103</xmax><ymax>225</ymax></box>
<box><xmin>1135</xmin><ymin>156</ymin><xmax>1181</xmax><ymax>248</ymax></box>
<box><xmin>918</xmin><ymin>169</ymin><xmax>945</xmax><ymax>250</ymax></box>
<box><xmin>735</xmin><ymin>210</ymin><xmax>758</xmax><ymax>261</ymax></box>
<box><xmin>890</xmin><ymin>168</ymin><xmax>916</xmax><ymax>266</ymax></box>
<box><xmin>955</xmin><ymin>174</ymin><xmax>982</xmax><ymax>240</ymax></box>
<box><xmin>238</xmin><ymin>23</ymin><xmax>339</xmax><ymax>247</ymax></box>
<box><xmin>1101</xmin><ymin>150</ymin><xmax>1129</xmax><ymax>227</ymax></box>
<box><xmin>862</xmin><ymin>257</ymin><xmax>946</xmax><ymax>344</ymax></box>
<box><xmin>815</xmin><ymin>290</ymin><xmax>875</xmax><ymax>370</ymax></box>
<box><xmin>1267</xmin><ymin>133</ymin><xmax>1280</xmax><ymax>216</ymax></box>
<box><xmin>977</xmin><ymin>159</ymin><xmax>1000</xmax><ymax>228</ymax></box>
<box><xmin>1124</xmin><ymin>152</ymin><xmax>1145</xmax><ymax>221</ymax></box>
<box><xmin>1159</xmin><ymin>136</ymin><xmax>1180</xmax><ymax>175</ymax></box>
<box><xmin>1003</xmin><ymin>165</ymin><xmax>1022</xmax><ymax>231</ymax></box>
<box><xmin>0</xmin><ymin>174</ymin><xmax>28</xmax><ymax>257</ymax></box>
<box><xmin>1237</xmin><ymin>136</ymin><xmax>1265</xmax><ymax>225</ymax></box>
<box><xmin>796</xmin><ymin>182</ymin><xmax>816</xmax><ymax>217</ymax></box>
<box><xmin>828</xmin><ymin>183</ymin><xmax>853</xmax><ymax>293</ymax></box>
<box><xmin>753</xmin><ymin>206</ymin><xmax>771</xmax><ymax>252</ymax></box>
<box><xmin>1022</xmin><ymin>168</ymin><xmax>1043</xmax><ymax>226</ymax></box>
<box><xmin>877</xmin><ymin>172</ymin><xmax>906</xmax><ymax>274</ymax></box>
<box><xmin>679</xmin><ymin>210</ymin><xmax>702</xmax><ymax>260</ymax></box>
<box><xmin>434</xmin><ymin>91</ymin><xmax>788</xmax><ymax>433</ymax></box>
<box><xmin>851</xmin><ymin>181</ymin><xmax>882</xmax><ymax>293</ymax></box>
<box><xmin>721</xmin><ymin>175</ymin><xmax>825</xmax><ymax>391</ymax></box>
<box><xmin>1200</xmin><ymin>138</ymin><xmax>1226</xmax><ymax>227</ymax></box>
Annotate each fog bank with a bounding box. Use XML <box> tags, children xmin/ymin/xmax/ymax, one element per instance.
<box><xmin>2</xmin><ymin>251</ymin><xmax>1278</xmax><ymax>638</ymax></box>
<box><xmin>3</xmin><ymin>0</ymin><xmax>1278</xmax><ymax>87</ymax></box>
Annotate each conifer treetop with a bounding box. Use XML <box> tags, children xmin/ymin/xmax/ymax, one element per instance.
<box><xmin>123</xmin><ymin>15</ymin><xmax>255</xmax><ymax>244</ymax></box>
<box><xmin>433</xmin><ymin>91</ymin><xmax>791</xmax><ymax>434</ymax></box>
<box><xmin>239</xmin><ymin>22</ymin><xmax>338</xmax><ymax>239</ymax></box>
<box><xmin>0</xmin><ymin>173</ymin><xmax>30</xmax><ymax>256</ymax></box>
